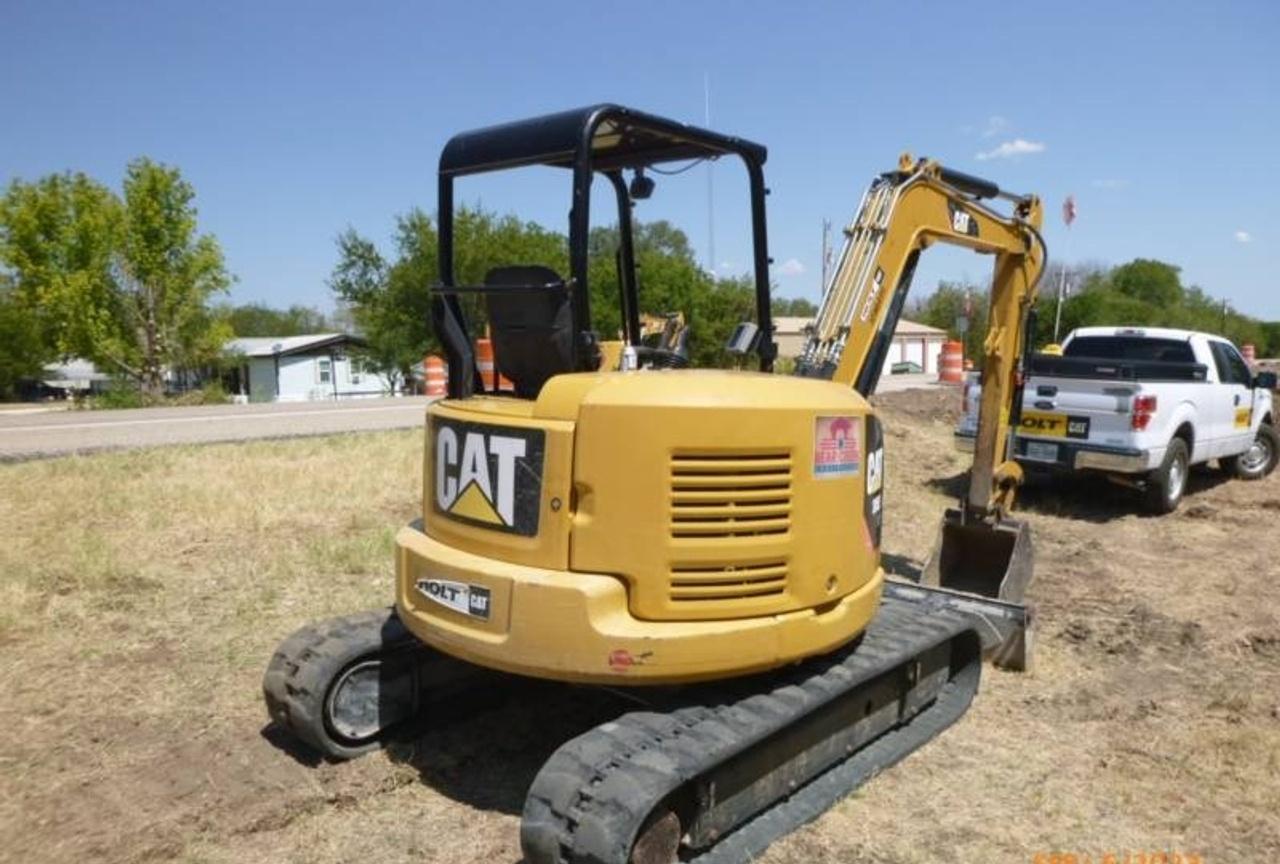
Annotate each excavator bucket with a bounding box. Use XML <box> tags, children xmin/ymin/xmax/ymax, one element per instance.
<box><xmin>916</xmin><ymin>510</ymin><xmax>1035</xmax><ymax>671</ymax></box>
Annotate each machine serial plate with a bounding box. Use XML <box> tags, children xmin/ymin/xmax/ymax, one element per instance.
<box><xmin>415</xmin><ymin>578</ymin><xmax>492</xmax><ymax>620</ymax></box>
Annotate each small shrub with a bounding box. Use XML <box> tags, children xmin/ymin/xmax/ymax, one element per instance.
<box><xmin>91</xmin><ymin>382</ymin><xmax>151</xmax><ymax>410</ymax></box>
<box><xmin>87</xmin><ymin>379</ymin><xmax>231</xmax><ymax>409</ymax></box>
<box><xmin>170</xmin><ymin>382</ymin><xmax>231</xmax><ymax>406</ymax></box>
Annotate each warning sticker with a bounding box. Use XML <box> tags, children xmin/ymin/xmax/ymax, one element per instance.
<box><xmin>814</xmin><ymin>415</ymin><xmax>861</xmax><ymax>478</ymax></box>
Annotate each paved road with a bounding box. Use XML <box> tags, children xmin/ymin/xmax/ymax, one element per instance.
<box><xmin>0</xmin><ymin>374</ymin><xmax>950</xmax><ymax>462</ymax></box>
<box><xmin>0</xmin><ymin>397</ymin><xmax>429</xmax><ymax>461</ymax></box>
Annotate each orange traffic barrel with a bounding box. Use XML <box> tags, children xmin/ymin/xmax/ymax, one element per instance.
<box><xmin>481</xmin><ymin>324</ymin><xmax>516</xmax><ymax>392</ymax></box>
<box><xmin>476</xmin><ymin>335</ymin><xmax>515</xmax><ymax>392</ymax></box>
<box><xmin>1242</xmin><ymin>343</ymin><xmax>1256</xmax><ymax>366</ymax></box>
<box><xmin>424</xmin><ymin>354</ymin><xmax>447</xmax><ymax>397</ymax></box>
<box><xmin>475</xmin><ymin>338</ymin><xmax>497</xmax><ymax>390</ymax></box>
<box><xmin>939</xmin><ymin>340</ymin><xmax>964</xmax><ymax>383</ymax></box>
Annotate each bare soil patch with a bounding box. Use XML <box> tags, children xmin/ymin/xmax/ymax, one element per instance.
<box><xmin>2</xmin><ymin>393</ymin><xmax>1277</xmax><ymax>863</ymax></box>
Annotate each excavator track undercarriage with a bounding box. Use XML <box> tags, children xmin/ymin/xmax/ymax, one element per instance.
<box><xmin>265</xmin><ymin>595</ymin><xmax>981</xmax><ymax>863</ymax></box>
<box><xmin>523</xmin><ymin>595</ymin><xmax>980</xmax><ymax>864</ymax></box>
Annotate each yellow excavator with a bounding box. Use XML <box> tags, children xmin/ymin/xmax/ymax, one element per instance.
<box><xmin>264</xmin><ymin>105</ymin><xmax>1046</xmax><ymax>863</ymax></box>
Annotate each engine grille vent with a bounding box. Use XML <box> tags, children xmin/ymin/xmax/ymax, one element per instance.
<box><xmin>668</xmin><ymin>560</ymin><xmax>788</xmax><ymax>603</ymax></box>
<box><xmin>668</xmin><ymin>451</ymin><xmax>793</xmax><ymax>539</ymax></box>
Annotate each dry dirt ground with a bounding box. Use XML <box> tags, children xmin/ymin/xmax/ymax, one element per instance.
<box><xmin>2</xmin><ymin>389</ymin><xmax>1277</xmax><ymax>864</ymax></box>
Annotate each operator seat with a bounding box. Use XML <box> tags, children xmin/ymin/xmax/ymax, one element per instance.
<box><xmin>484</xmin><ymin>265</ymin><xmax>575</xmax><ymax>399</ymax></box>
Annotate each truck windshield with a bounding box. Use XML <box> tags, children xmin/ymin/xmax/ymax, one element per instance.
<box><xmin>1064</xmin><ymin>336</ymin><xmax>1195</xmax><ymax>363</ymax></box>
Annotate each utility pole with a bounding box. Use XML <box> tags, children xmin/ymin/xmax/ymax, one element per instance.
<box><xmin>704</xmin><ymin>73</ymin><xmax>715</xmax><ymax>276</ymax></box>
<box><xmin>1053</xmin><ymin>262</ymin><xmax>1068</xmax><ymax>342</ymax></box>
<box><xmin>1054</xmin><ymin>195</ymin><xmax>1077</xmax><ymax>343</ymax></box>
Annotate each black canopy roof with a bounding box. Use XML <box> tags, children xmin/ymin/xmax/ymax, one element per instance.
<box><xmin>438</xmin><ymin>103</ymin><xmax>768</xmax><ymax>176</ymax></box>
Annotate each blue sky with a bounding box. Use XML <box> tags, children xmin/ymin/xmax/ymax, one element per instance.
<box><xmin>3</xmin><ymin>1</ymin><xmax>1277</xmax><ymax>318</ymax></box>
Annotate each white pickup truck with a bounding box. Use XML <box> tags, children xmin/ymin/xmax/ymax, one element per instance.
<box><xmin>955</xmin><ymin>327</ymin><xmax>1278</xmax><ymax>512</ymax></box>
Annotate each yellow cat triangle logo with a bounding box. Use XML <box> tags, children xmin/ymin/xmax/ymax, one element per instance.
<box><xmin>449</xmin><ymin>481</ymin><xmax>504</xmax><ymax>525</ymax></box>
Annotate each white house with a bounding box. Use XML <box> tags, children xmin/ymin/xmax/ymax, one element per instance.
<box><xmin>879</xmin><ymin>319</ymin><xmax>949</xmax><ymax>375</ymax></box>
<box><xmin>224</xmin><ymin>334</ymin><xmax>393</xmax><ymax>402</ymax></box>
<box><xmin>772</xmin><ymin>317</ymin><xmax>949</xmax><ymax>376</ymax></box>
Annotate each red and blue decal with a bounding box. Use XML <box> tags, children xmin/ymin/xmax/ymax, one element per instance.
<box><xmin>814</xmin><ymin>415</ymin><xmax>862</xmax><ymax>478</ymax></box>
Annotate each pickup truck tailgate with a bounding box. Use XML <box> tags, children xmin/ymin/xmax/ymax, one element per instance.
<box><xmin>1016</xmin><ymin>377</ymin><xmax>1146</xmax><ymax>466</ymax></box>
<box><xmin>1021</xmin><ymin>378</ymin><xmax>1137</xmax><ymax>444</ymax></box>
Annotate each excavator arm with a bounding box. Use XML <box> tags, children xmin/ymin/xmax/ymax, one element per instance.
<box><xmin>799</xmin><ymin>155</ymin><xmax>1046</xmax><ymax>668</ymax></box>
<box><xmin>799</xmin><ymin>154</ymin><xmax>1046</xmax><ymax>517</ymax></box>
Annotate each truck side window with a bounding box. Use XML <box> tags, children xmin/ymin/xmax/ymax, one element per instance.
<box><xmin>1209</xmin><ymin>341</ymin><xmax>1250</xmax><ymax>385</ymax></box>
<box><xmin>1225</xmin><ymin>346</ymin><xmax>1251</xmax><ymax>385</ymax></box>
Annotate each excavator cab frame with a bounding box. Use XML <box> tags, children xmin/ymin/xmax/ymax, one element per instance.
<box><xmin>433</xmin><ymin>104</ymin><xmax>778</xmax><ymax>399</ymax></box>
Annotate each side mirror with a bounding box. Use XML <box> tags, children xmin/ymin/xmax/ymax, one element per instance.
<box><xmin>1255</xmin><ymin>371</ymin><xmax>1278</xmax><ymax>391</ymax></box>
<box><xmin>725</xmin><ymin>321</ymin><xmax>760</xmax><ymax>355</ymax></box>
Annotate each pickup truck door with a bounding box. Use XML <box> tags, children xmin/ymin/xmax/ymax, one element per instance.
<box><xmin>1207</xmin><ymin>340</ymin><xmax>1255</xmax><ymax>457</ymax></box>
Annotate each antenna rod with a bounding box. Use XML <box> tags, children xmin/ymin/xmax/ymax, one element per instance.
<box><xmin>821</xmin><ymin>218</ymin><xmax>832</xmax><ymax>297</ymax></box>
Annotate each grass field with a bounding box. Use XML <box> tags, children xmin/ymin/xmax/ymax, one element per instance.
<box><xmin>2</xmin><ymin>395</ymin><xmax>1278</xmax><ymax>863</ymax></box>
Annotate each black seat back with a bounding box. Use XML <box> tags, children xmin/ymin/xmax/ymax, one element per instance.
<box><xmin>484</xmin><ymin>265</ymin><xmax>574</xmax><ymax>398</ymax></box>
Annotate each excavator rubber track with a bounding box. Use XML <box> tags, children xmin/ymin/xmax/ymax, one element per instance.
<box><xmin>521</xmin><ymin>594</ymin><xmax>982</xmax><ymax>864</ymax></box>
<box><xmin>263</xmin><ymin>607</ymin><xmax>478</xmax><ymax>760</ymax></box>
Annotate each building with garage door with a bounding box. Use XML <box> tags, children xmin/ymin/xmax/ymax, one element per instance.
<box><xmin>224</xmin><ymin>333</ymin><xmax>393</xmax><ymax>402</ymax></box>
<box><xmin>772</xmin><ymin>317</ymin><xmax>949</xmax><ymax>376</ymax></box>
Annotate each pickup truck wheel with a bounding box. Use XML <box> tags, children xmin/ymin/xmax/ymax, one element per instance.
<box><xmin>1224</xmin><ymin>423</ymin><xmax>1279</xmax><ymax>481</ymax></box>
<box><xmin>1145</xmin><ymin>438</ymin><xmax>1189</xmax><ymax>514</ymax></box>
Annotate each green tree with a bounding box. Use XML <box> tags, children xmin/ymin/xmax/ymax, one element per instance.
<box><xmin>111</xmin><ymin>159</ymin><xmax>232</xmax><ymax>395</ymax></box>
<box><xmin>899</xmin><ymin>258</ymin><xmax>1278</xmax><ymax>370</ymax></box>
<box><xmin>332</xmin><ymin>207</ymin><xmax>569</xmax><ymax>386</ymax></box>
<box><xmin>1110</xmin><ymin>258</ymin><xmax>1184</xmax><ymax>308</ymax></box>
<box><xmin>772</xmin><ymin>297</ymin><xmax>818</xmax><ymax>317</ymax></box>
<box><xmin>1047</xmin><ymin>285</ymin><xmax>1150</xmax><ymax>341</ymax></box>
<box><xmin>332</xmin><ymin>221</ymin><xmax>411</xmax><ymax>388</ymax></box>
<box><xmin>907</xmin><ymin>280</ymin><xmax>988</xmax><ymax>361</ymax></box>
<box><xmin>588</xmin><ymin>219</ymin><xmax>752</xmax><ymax>366</ymax></box>
<box><xmin>694</xmin><ymin>275</ymin><xmax>758</xmax><ymax>367</ymax></box>
<box><xmin>224</xmin><ymin>303</ymin><xmax>330</xmax><ymax>337</ymax></box>
<box><xmin>0</xmin><ymin>160</ymin><xmax>232</xmax><ymax>398</ymax></box>
<box><xmin>1042</xmin><ymin>258</ymin><xmax>1270</xmax><ymax>352</ymax></box>
<box><xmin>0</xmin><ymin>279</ymin><xmax>46</xmax><ymax>398</ymax></box>
<box><xmin>334</xmin><ymin>207</ymin><xmax>567</xmax><ymax>383</ymax></box>
<box><xmin>0</xmin><ymin>171</ymin><xmax>121</xmax><ymax>362</ymax></box>
<box><xmin>1260</xmin><ymin>322</ymin><xmax>1280</xmax><ymax>358</ymax></box>
<box><xmin>333</xmin><ymin>208</ymin><xmax>814</xmax><ymax>378</ymax></box>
